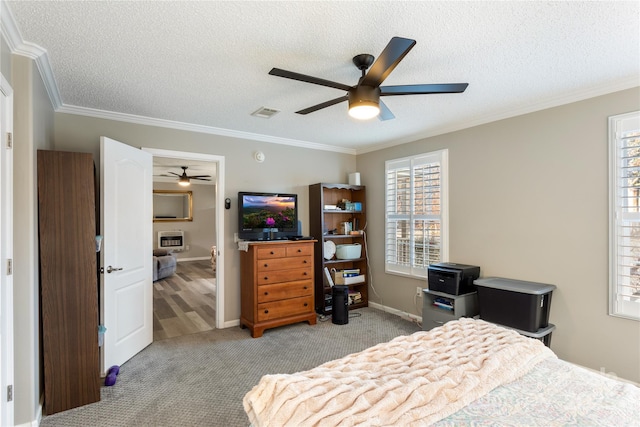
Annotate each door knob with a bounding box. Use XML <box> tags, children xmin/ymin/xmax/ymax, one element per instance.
<box><xmin>100</xmin><ymin>266</ymin><xmax>123</xmax><ymax>274</ymax></box>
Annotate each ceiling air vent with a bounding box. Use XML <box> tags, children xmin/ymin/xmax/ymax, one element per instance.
<box><xmin>251</xmin><ymin>107</ymin><xmax>280</xmax><ymax>119</ymax></box>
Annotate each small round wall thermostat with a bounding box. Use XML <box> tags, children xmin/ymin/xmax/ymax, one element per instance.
<box><xmin>254</xmin><ymin>151</ymin><xmax>265</xmax><ymax>163</ymax></box>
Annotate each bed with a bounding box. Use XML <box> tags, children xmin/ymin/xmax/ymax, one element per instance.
<box><xmin>243</xmin><ymin>318</ymin><xmax>640</xmax><ymax>426</ymax></box>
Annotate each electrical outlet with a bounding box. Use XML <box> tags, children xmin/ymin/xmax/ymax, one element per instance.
<box><xmin>185</xmin><ymin>245</ymin><xmax>190</xmax><ymax>251</ymax></box>
<box><xmin>416</xmin><ymin>287</ymin><xmax>422</xmax><ymax>297</ymax></box>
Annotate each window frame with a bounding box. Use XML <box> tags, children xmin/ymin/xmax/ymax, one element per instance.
<box><xmin>385</xmin><ymin>149</ymin><xmax>449</xmax><ymax>279</ymax></box>
<box><xmin>609</xmin><ymin>110</ymin><xmax>640</xmax><ymax>321</ymax></box>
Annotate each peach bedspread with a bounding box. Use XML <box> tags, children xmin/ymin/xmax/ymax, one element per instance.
<box><xmin>243</xmin><ymin>318</ymin><xmax>554</xmax><ymax>426</ymax></box>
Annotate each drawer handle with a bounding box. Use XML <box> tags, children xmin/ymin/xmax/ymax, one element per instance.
<box><xmin>264</xmin><ymin>310</ymin><xmax>269</xmax><ymax>314</ymax></box>
<box><xmin>264</xmin><ymin>292</ymin><xmax>269</xmax><ymax>295</ymax></box>
<box><xmin>303</xmin><ymin>260</ymin><xmax>308</xmax><ymax>264</ymax></box>
<box><xmin>304</xmin><ymin>303</ymin><xmax>308</xmax><ymax>307</ymax></box>
<box><xmin>270</xmin><ymin>251</ymin><xmax>274</xmax><ymax>255</ymax></box>
<box><xmin>303</xmin><ymin>272</ymin><xmax>308</xmax><ymax>276</ymax></box>
<box><xmin>264</xmin><ymin>263</ymin><xmax>268</xmax><ymax>267</ymax></box>
<box><xmin>303</xmin><ymin>286</ymin><xmax>307</xmax><ymax>290</ymax></box>
<box><xmin>297</xmin><ymin>249</ymin><xmax>302</xmax><ymax>253</ymax></box>
<box><xmin>264</xmin><ymin>277</ymin><xmax>268</xmax><ymax>281</ymax></box>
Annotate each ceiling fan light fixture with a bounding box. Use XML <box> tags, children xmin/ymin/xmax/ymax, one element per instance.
<box><xmin>349</xmin><ymin>101</ymin><xmax>380</xmax><ymax>120</ymax></box>
<box><xmin>178</xmin><ymin>176</ymin><xmax>191</xmax><ymax>186</ymax></box>
<box><xmin>348</xmin><ymin>86</ymin><xmax>381</xmax><ymax>120</ymax></box>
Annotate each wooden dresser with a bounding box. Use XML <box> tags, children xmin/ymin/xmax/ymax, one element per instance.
<box><xmin>240</xmin><ymin>241</ymin><xmax>317</xmax><ymax>337</ymax></box>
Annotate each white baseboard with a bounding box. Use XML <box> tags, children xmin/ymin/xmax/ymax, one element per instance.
<box><xmin>176</xmin><ymin>256</ymin><xmax>210</xmax><ymax>262</ymax></box>
<box><xmin>368</xmin><ymin>301</ymin><xmax>423</xmax><ymax>325</ymax></box>
<box><xmin>222</xmin><ymin>319</ymin><xmax>240</xmax><ymax>328</ymax></box>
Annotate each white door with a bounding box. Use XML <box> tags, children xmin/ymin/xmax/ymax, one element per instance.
<box><xmin>100</xmin><ymin>136</ymin><xmax>153</xmax><ymax>372</ymax></box>
<box><xmin>0</xmin><ymin>74</ymin><xmax>14</xmax><ymax>426</ymax></box>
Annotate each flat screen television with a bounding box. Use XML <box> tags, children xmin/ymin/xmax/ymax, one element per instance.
<box><xmin>238</xmin><ymin>192</ymin><xmax>298</xmax><ymax>240</ymax></box>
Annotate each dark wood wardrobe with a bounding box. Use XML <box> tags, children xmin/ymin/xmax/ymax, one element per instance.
<box><xmin>37</xmin><ymin>150</ymin><xmax>100</xmax><ymax>414</ymax></box>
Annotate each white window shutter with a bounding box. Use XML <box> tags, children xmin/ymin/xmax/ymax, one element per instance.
<box><xmin>385</xmin><ymin>150</ymin><xmax>448</xmax><ymax>278</ymax></box>
<box><xmin>610</xmin><ymin>111</ymin><xmax>640</xmax><ymax>320</ymax></box>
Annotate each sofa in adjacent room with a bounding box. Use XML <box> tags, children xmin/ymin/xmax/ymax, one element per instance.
<box><xmin>153</xmin><ymin>249</ymin><xmax>177</xmax><ymax>281</ymax></box>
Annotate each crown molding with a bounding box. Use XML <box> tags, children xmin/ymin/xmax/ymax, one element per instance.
<box><xmin>0</xmin><ymin>1</ymin><xmax>20</xmax><ymax>52</ymax></box>
<box><xmin>1</xmin><ymin>0</ymin><xmax>62</xmax><ymax>108</ymax></box>
<box><xmin>57</xmin><ymin>104</ymin><xmax>356</xmax><ymax>155</ymax></box>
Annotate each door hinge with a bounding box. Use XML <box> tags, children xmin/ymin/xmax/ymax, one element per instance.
<box><xmin>7</xmin><ymin>385</ymin><xmax>12</xmax><ymax>402</ymax></box>
<box><xmin>6</xmin><ymin>132</ymin><xmax>12</xmax><ymax>149</ymax></box>
<box><xmin>6</xmin><ymin>259</ymin><xmax>11</xmax><ymax>275</ymax></box>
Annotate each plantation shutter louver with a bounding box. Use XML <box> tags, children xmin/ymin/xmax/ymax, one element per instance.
<box><xmin>385</xmin><ymin>151</ymin><xmax>448</xmax><ymax>277</ymax></box>
<box><xmin>610</xmin><ymin>111</ymin><xmax>640</xmax><ymax>320</ymax></box>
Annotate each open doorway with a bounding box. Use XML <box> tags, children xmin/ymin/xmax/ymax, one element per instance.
<box><xmin>152</xmin><ymin>258</ymin><xmax>216</xmax><ymax>340</ymax></box>
<box><xmin>142</xmin><ymin>148</ymin><xmax>225</xmax><ymax>340</ymax></box>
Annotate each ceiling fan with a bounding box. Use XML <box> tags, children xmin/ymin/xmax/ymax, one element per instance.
<box><xmin>269</xmin><ymin>36</ymin><xmax>468</xmax><ymax>121</ymax></box>
<box><xmin>158</xmin><ymin>166</ymin><xmax>212</xmax><ymax>186</ymax></box>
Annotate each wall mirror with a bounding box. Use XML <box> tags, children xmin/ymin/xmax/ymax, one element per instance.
<box><xmin>153</xmin><ymin>190</ymin><xmax>193</xmax><ymax>222</ymax></box>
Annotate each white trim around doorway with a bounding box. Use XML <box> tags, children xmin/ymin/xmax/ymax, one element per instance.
<box><xmin>142</xmin><ymin>148</ymin><xmax>225</xmax><ymax>330</ymax></box>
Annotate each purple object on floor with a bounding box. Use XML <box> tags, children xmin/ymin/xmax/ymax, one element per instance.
<box><xmin>104</xmin><ymin>372</ymin><xmax>117</xmax><ymax>386</ymax></box>
<box><xmin>104</xmin><ymin>365</ymin><xmax>120</xmax><ymax>386</ymax></box>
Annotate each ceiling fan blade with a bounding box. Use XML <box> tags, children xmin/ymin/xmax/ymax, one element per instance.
<box><xmin>381</xmin><ymin>83</ymin><xmax>469</xmax><ymax>96</ymax></box>
<box><xmin>192</xmin><ymin>177</ymin><xmax>212</xmax><ymax>181</ymax></box>
<box><xmin>296</xmin><ymin>95</ymin><xmax>349</xmax><ymax>115</ymax></box>
<box><xmin>378</xmin><ymin>100</ymin><xmax>395</xmax><ymax>121</ymax></box>
<box><xmin>269</xmin><ymin>68</ymin><xmax>352</xmax><ymax>92</ymax></box>
<box><xmin>188</xmin><ymin>175</ymin><xmax>212</xmax><ymax>179</ymax></box>
<box><xmin>168</xmin><ymin>172</ymin><xmax>181</xmax><ymax>177</ymax></box>
<box><xmin>361</xmin><ymin>37</ymin><xmax>416</xmax><ymax>87</ymax></box>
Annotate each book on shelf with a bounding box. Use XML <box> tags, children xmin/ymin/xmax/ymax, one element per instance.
<box><xmin>323</xmin><ymin>267</ymin><xmax>335</xmax><ymax>288</ymax></box>
<box><xmin>341</xmin><ymin>268</ymin><xmax>360</xmax><ymax>277</ymax></box>
<box><xmin>348</xmin><ymin>290</ymin><xmax>362</xmax><ymax>305</ymax></box>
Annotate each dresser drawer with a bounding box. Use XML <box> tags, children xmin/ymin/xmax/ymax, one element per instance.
<box><xmin>256</xmin><ymin>246</ymin><xmax>286</xmax><ymax>259</ymax></box>
<box><xmin>257</xmin><ymin>295</ymin><xmax>314</xmax><ymax>322</ymax></box>
<box><xmin>257</xmin><ymin>256</ymin><xmax>312</xmax><ymax>272</ymax></box>
<box><xmin>286</xmin><ymin>244</ymin><xmax>313</xmax><ymax>257</ymax></box>
<box><xmin>258</xmin><ymin>279</ymin><xmax>313</xmax><ymax>303</ymax></box>
<box><xmin>257</xmin><ymin>267</ymin><xmax>312</xmax><ymax>285</ymax></box>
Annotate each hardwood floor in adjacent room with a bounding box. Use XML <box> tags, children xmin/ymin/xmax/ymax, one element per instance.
<box><xmin>153</xmin><ymin>260</ymin><xmax>216</xmax><ymax>341</ymax></box>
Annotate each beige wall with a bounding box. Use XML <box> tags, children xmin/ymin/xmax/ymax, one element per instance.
<box><xmin>153</xmin><ymin>182</ymin><xmax>216</xmax><ymax>260</ymax></box>
<box><xmin>357</xmin><ymin>87</ymin><xmax>640</xmax><ymax>383</ymax></box>
<box><xmin>52</xmin><ymin>113</ymin><xmax>357</xmax><ymax>321</ymax></box>
<box><xmin>11</xmin><ymin>54</ymin><xmax>54</xmax><ymax>425</ymax></box>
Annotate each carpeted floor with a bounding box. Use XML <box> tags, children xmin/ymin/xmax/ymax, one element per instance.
<box><xmin>40</xmin><ymin>307</ymin><xmax>421</xmax><ymax>426</ymax></box>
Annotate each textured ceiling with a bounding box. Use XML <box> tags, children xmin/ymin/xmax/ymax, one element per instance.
<box><xmin>3</xmin><ymin>1</ymin><xmax>639</xmax><ymax>155</ymax></box>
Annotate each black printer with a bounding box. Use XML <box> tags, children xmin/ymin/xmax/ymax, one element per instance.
<box><xmin>427</xmin><ymin>262</ymin><xmax>480</xmax><ymax>295</ymax></box>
